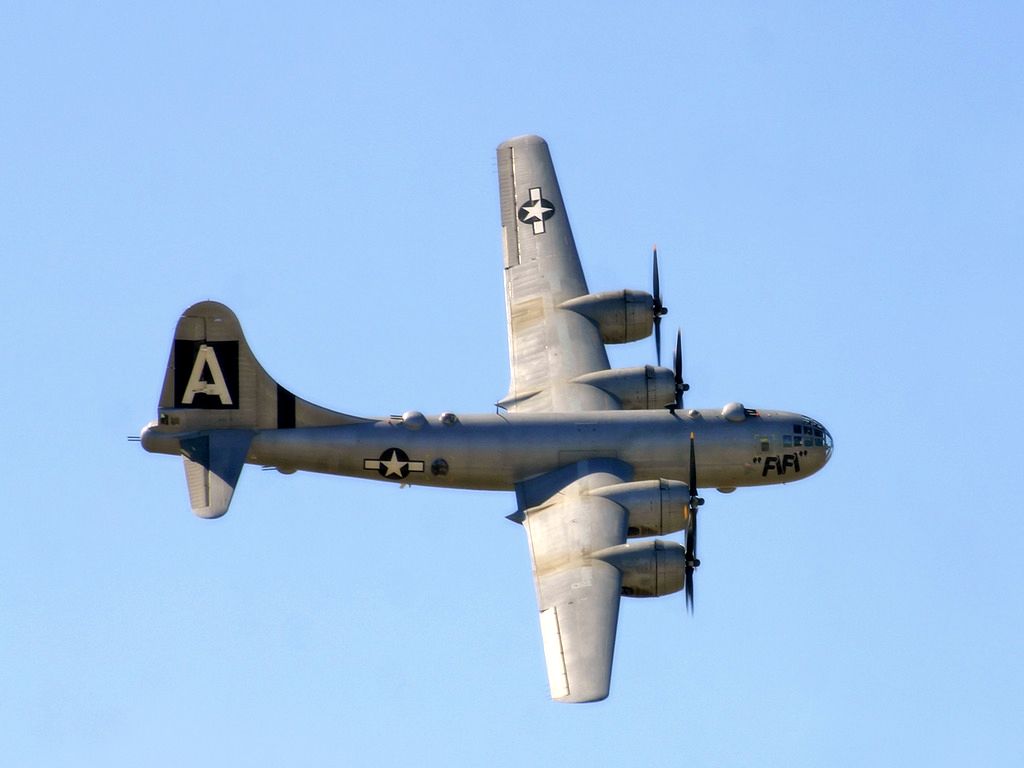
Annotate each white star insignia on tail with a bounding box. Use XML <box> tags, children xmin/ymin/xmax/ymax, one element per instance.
<box><xmin>517</xmin><ymin>187</ymin><xmax>555</xmax><ymax>234</ymax></box>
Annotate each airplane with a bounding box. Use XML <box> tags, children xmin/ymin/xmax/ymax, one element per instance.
<box><xmin>140</xmin><ymin>134</ymin><xmax>833</xmax><ymax>703</ymax></box>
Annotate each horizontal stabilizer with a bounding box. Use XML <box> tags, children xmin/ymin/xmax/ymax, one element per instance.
<box><xmin>180</xmin><ymin>430</ymin><xmax>252</xmax><ymax>519</ymax></box>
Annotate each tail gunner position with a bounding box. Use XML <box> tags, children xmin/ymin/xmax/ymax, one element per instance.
<box><xmin>140</xmin><ymin>135</ymin><xmax>832</xmax><ymax>703</ymax></box>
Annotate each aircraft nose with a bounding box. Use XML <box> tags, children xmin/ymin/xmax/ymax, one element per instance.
<box><xmin>823</xmin><ymin>425</ymin><xmax>834</xmax><ymax>463</ymax></box>
<box><xmin>798</xmin><ymin>416</ymin><xmax>833</xmax><ymax>471</ymax></box>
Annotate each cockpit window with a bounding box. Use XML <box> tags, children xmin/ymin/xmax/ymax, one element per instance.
<box><xmin>793</xmin><ymin>421</ymin><xmax>832</xmax><ymax>451</ymax></box>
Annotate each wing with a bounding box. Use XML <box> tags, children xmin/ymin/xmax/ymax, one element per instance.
<box><xmin>497</xmin><ymin>135</ymin><xmax>617</xmax><ymax>413</ymax></box>
<box><xmin>516</xmin><ymin>459</ymin><xmax>632</xmax><ymax>703</ymax></box>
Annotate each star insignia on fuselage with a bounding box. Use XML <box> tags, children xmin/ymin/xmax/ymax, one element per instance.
<box><xmin>517</xmin><ymin>187</ymin><xmax>555</xmax><ymax>234</ymax></box>
<box><xmin>363</xmin><ymin>448</ymin><xmax>425</xmax><ymax>479</ymax></box>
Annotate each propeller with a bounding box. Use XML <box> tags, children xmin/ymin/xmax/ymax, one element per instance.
<box><xmin>684</xmin><ymin>431</ymin><xmax>704</xmax><ymax>613</ymax></box>
<box><xmin>652</xmin><ymin>247</ymin><xmax>668</xmax><ymax>365</ymax></box>
<box><xmin>670</xmin><ymin>330</ymin><xmax>690</xmax><ymax>410</ymax></box>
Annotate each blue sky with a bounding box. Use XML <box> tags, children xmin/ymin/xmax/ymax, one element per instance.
<box><xmin>3</xmin><ymin>2</ymin><xmax>1023</xmax><ymax>765</ymax></box>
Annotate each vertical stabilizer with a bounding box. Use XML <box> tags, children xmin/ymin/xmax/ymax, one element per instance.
<box><xmin>143</xmin><ymin>301</ymin><xmax>369</xmax><ymax>517</ymax></box>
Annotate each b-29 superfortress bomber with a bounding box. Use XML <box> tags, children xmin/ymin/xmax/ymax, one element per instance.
<box><xmin>141</xmin><ymin>135</ymin><xmax>833</xmax><ymax>702</ymax></box>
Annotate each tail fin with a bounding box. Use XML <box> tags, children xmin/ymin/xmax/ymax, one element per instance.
<box><xmin>143</xmin><ymin>301</ymin><xmax>367</xmax><ymax>518</ymax></box>
<box><xmin>156</xmin><ymin>300</ymin><xmax>362</xmax><ymax>432</ymax></box>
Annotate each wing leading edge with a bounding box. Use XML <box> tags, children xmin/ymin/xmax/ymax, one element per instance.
<box><xmin>497</xmin><ymin>135</ymin><xmax>616</xmax><ymax>413</ymax></box>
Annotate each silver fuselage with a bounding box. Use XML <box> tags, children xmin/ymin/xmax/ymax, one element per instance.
<box><xmin>143</xmin><ymin>408</ymin><xmax>831</xmax><ymax>492</ymax></box>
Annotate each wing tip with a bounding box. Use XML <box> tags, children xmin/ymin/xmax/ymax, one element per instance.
<box><xmin>498</xmin><ymin>134</ymin><xmax>548</xmax><ymax>151</ymax></box>
<box><xmin>553</xmin><ymin>691</ymin><xmax>610</xmax><ymax>704</ymax></box>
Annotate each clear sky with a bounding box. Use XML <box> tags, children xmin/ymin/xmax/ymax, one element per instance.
<box><xmin>3</xmin><ymin>2</ymin><xmax>1023</xmax><ymax>765</ymax></box>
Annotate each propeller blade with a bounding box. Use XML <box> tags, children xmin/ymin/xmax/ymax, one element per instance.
<box><xmin>689</xmin><ymin>430</ymin><xmax>698</xmax><ymax>492</ymax></box>
<box><xmin>674</xmin><ymin>330</ymin><xmax>684</xmax><ymax>408</ymax></box>
<box><xmin>672</xmin><ymin>329</ymin><xmax>691</xmax><ymax>409</ymax></box>
<box><xmin>688</xmin><ymin>508</ymin><xmax>699</xmax><ymax>564</ymax></box>
<box><xmin>685</xmin><ymin>568</ymin><xmax>694</xmax><ymax>613</ymax></box>
<box><xmin>684</xmin><ymin>509</ymin><xmax>698</xmax><ymax>615</ymax></box>
<box><xmin>655</xmin><ymin>246</ymin><xmax>663</xmax><ymax>307</ymax></box>
<box><xmin>652</xmin><ymin>247</ymin><xmax>666</xmax><ymax>365</ymax></box>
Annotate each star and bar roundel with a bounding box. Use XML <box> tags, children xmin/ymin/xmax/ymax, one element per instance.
<box><xmin>363</xmin><ymin>448</ymin><xmax>425</xmax><ymax>479</ymax></box>
<box><xmin>517</xmin><ymin>187</ymin><xmax>555</xmax><ymax>234</ymax></box>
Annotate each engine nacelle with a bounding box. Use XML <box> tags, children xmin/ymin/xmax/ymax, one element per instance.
<box><xmin>574</xmin><ymin>365</ymin><xmax>676</xmax><ymax>410</ymax></box>
<box><xmin>560</xmin><ymin>290</ymin><xmax>654</xmax><ymax>344</ymax></box>
<box><xmin>590</xmin><ymin>479</ymin><xmax>689</xmax><ymax>537</ymax></box>
<box><xmin>593</xmin><ymin>540</ymin><xmax>687</xmax><ymax>597</ymax></box>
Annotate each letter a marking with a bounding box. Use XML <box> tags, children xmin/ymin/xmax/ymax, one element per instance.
<box><xmin>182</xmin><ymin>344</ymin><xmax>234</xmax><ymax>405</ymax></box>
